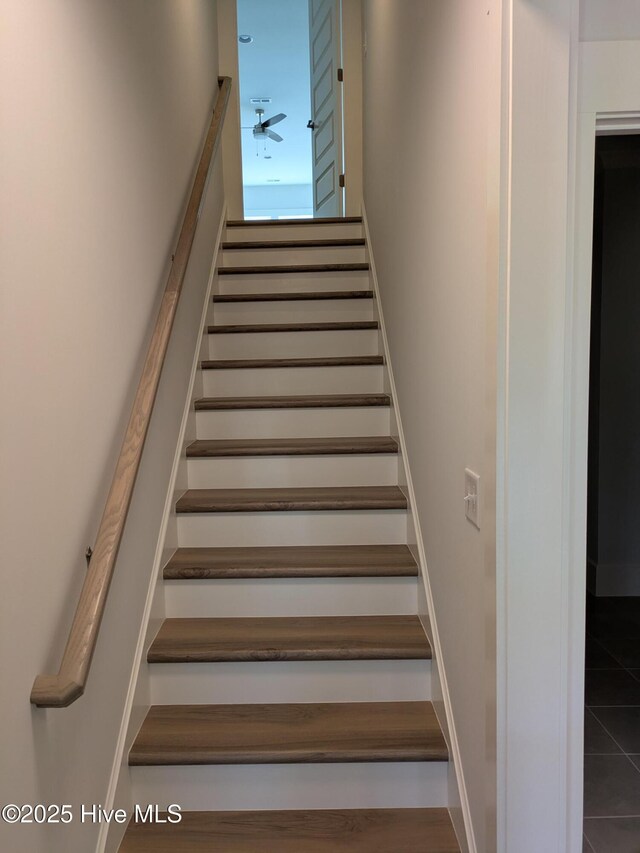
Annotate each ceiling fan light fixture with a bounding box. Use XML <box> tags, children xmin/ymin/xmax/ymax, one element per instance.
<box><xmin>238</xmin><ymin>34</ymin><xmax>253</xmax><ymax>44</ymax></box>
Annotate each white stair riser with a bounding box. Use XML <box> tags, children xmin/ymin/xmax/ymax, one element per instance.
<box><xmin>208</xmin><ymin>329</ymin><xmax>379</xmax><ymax>360</ymax></box>
<box><xmin>186</xmin><ymin>454</ymin><xmax>398</xmax><ymax>489</ymax></box>
<box><xmin>221</xmin><ymin>246</ymin><xmax>366</xmax><ymax>266</ymax></box>
<box><xmin>217</xmin><ymin>270</ymin><xmax>370</xmax><ymax>294</ymax></box>
<box><xmin>177</xmin><ymin>509</ymin><xmax>407</xmax><ymax>547</ymax></box>
<box><xmin>163</xmin><ymin>577</ymin><xmax>417</xmax><ymax>617</ymax></box>
<box><xmin>130</xmin><ymin>762</ymin><xmax>448</xmax><ymax>811</ymax></box>
<box><xmin>195</xmin><ymin>408</ymin><xmax>391</xmax><ymax>440</ymax></box>
<box><xmin>149</xmin><ymin>660</ymin><xmax>431</xmax><ymax>705</ymax></box>
<box><xmin>202</xmin><ymin>365</ymin><xmax>384</xmax><ymax>397</ymax></box>
<box><xmin>224</xmin><ymin>223</ymin><xmax>363</xmax><ymax>242</ymax></box>
<box><xmin>212</xmin><ymin>299</ymin><xmax>374</xmax><ymax>324</ymax></box>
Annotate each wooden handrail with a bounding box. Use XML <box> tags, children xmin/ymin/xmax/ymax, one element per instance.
<box><xmin>31</xmin><ymin>77</ymin><xmax>232</xmax><ymax>708</ymax></box>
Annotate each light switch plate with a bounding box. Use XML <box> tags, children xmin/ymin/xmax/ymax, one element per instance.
<box><xmin>464</xmin><ymin>468</ymin><xmax>481</xmax><ymax>529</ymax></box>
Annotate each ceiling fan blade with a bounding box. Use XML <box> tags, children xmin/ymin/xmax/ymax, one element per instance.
<box><xmin>262</xmin><ymin>112</ymin><xmax>286</xmax><ymax>128</ymax></box>
<box><xmin>265</xmin><ymin>129</ymin><xmax>283</xmax><ymax>143</ymax></box>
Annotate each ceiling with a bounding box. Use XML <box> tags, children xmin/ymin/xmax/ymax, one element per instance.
<box><xmin>237</xmin><ymin>0</ymin><xmax>313</xmax><ymax>187</ymax></box>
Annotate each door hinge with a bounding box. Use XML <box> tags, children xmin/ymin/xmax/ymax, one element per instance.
<box><xmin>337</xmin><ymin>67</ymin><xmax>344</xmax><ymax>83</ymax></box>
<box><xmin>339</xmin><ymin>173</ymin><xmax>345</xmax><ymax>189</ymax></box>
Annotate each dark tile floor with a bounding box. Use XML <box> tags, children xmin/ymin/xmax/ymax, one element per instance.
<box><xmin>584</xmin><ymin>594</ymin><xmax>640</xmax><ymax>852</ymax></box>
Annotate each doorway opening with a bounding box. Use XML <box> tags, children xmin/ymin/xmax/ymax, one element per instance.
<box><xmin>236</xmin><ymin>0</ymin><xmax>345</xmax><ymax>220</ymax></box>
<box><xmin>584</xmin><ymin>133</ymin><xmax>640</xmax><ymax>850</ymax></box>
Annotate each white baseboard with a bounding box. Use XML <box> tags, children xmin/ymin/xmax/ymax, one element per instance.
<box><xmin>362</xmin><ymin>204</ymin><xmax>475</xmax><ymax>853</ymax></box>
<box><xmin>97</xmin><ymin>201</ymin><xmax>227</xmax><ymax>853</ymax></box>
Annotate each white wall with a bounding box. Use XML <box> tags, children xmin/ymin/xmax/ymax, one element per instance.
<box><xmin>218</xmin><ymin>0</ymin><xmax>245</xmax><ymax>219</ymax></box>
<box><xmin>499</xmin><ymin>2</ymin><xmax>640</xmax><ymax>850</ymax></box>
<box><xmin>362</xmin><ymin>3</ymin><xmax>501</xmax><ymax>850</ymax></box>
<box><xmin>362</xmin><ymin>3</ymin><xmax>638</xmax><ymax>852</ymax></box>
<box><xmin>243</xmin><ymin>183</ymin><xmax>313</xmax><ymax>218</ymax></box>
<box><xmin>580</xmin><ymin>0</ymin><xmax>640</xmax><ymax>41</ymax></box>
<box><xmin>341</xmin><ymin>0</ymin><xmax>364</xmax><ymax>216</ymax></box>
<box><xmin>0</xmin><ymin>3</ymin><xmax>222</xmax><ymax>851</ymax></box>
<box><xmin>499</xmin><ymin>1</ymin><xmax>581</xmax><ymax>851</ymax></box>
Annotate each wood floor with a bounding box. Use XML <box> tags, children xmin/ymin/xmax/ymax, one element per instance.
<box><xmin>147</xmin><ymin>615</ymin><xmax>432</xmax><ymax>663</ymax></box>
<box><xmin>225</xmin><ymin>216</ymin><xmax>365</xmax><ymax>226</ymax></box>
<box><xmin>119</xmin><ymin>808</ymin><xmax>460</xmax><ymax>853</ymax></box>
<box><xmin>175</xmin><ymin>485</ymin><xmax>408</xmax><ymax>513</ymax></box>
<box><xmin>186</xmin><ymin>436</ymin><xmax>398</xmax><ymax>457</ymax></box>
<box><xmin>163</xmin><ymin>544</ymin><xmax>420</xmax><ymax>579</ymax></box>
<box><xmin>193</xmin><ymin>393</ymin><xmax>391</xmax><ymax>410</ymax></box>
<box><xmin>208</xmin><ymin>320</ymin><xmax>379</xmax><ymax>334</ymax></box>
<box><xmin>213</xmin><ymin>289</ymin><xmax>373</xmax><ymax>301</ymax></box>
<box><xmin>129</xmin><ymin>701</ymin><xmax>448</xmax><ymax>766</ymax></box>
<box><xmin>201</xmin><ymin>355</ymin><xmax>384</xmax><ymax>369</ymax></box>
<box><xmin>222</xmin><ymin>238</ymin><xmax>367</xmax><ymax>250</ymax></box>
<box><xmin>218</xmin><ymin>263</ymin><xmax>370</xmax><ymax>276</ymax></box>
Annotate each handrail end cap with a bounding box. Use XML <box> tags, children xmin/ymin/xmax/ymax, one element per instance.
<box><xmin>30</xmin><ymin>675</ymin><xmax>84</xmax><ymax>708</ymax></box>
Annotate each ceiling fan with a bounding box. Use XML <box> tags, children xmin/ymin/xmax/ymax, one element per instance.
<box><xmin>242</xmin><ymin>108</ymin><xmax>287</xmax><ymax>146</ymax></box>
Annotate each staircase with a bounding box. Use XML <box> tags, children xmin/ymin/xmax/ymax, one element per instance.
<box><xmin>119</xmin><ymin>218</ymin><xmax>459</xmax><ymax>851</ymax></box>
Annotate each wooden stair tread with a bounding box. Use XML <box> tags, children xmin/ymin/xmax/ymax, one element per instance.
<box><xmin>186</xmin><ymin>436</ymin><xmax>398</xmax><ymax>457</ymax></box>
<box><xmin>176</xmin><ymin>486</ymin><xmax>408</xmax><ymax>513</ymax></box>
<box><xmin>147</xmin><ymin>616</ymin><xmax>431</xmax><ymax>663</ymax></box>
<box><xmin>194</xmin><ymin>393</ymin><xmax>391</xmax><ymax>410</ymax></box>
<box><xmin>201</xmin><ymin>355</ymin><xmax>384</xmax><ymax>370</ymax></box>
<box><xmin>208</xmin><ymin>321</ymin><xmax>378</xmax><ymax>334</ymax></box>
<box><xmin>128</xmin><ymin>701</ymin><xmax>448</xmax><ymax>765</ymax></box>
<box><xmin>119</xmin><ymin>808</ymin><xmax>460</xmax><ymax>852</ymax></box>
<box><xmin>214</xmin><ymin>290</ymin><xmax>373</xmax><ymax>303</ymax></box>
<box><xmin>222</xmin><ymin>238</ymin><xmax>366</xmax><ymax>250</ymax></box>
<box><xmin>219</xmin><ymin>263</ymin><xmax>369</xmax><ymax>275</ymax></box>
<box><xmin>148</xmin><ymin>616</ymin><xmax>430</xmax><ymax>663</ymax></box>
<box><xmin>226</xmin><ymin>216</ymin><xmax>363</xmax><ymax>226</ymax></box>
<box><xmin>164</xmin><ymin>545</ymin><xmax>418</xmax><ymax>579</ymax></box>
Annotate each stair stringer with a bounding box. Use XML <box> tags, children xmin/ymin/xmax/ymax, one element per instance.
<box><xmin>362</xmin><ymin>205</ymin><xmax>475</xmax><ymax>853</ymax></box>
<box><xmin>99</xmin><ymin>202</ymin><xmax>227</xmax><ymax>853</ymax></box>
